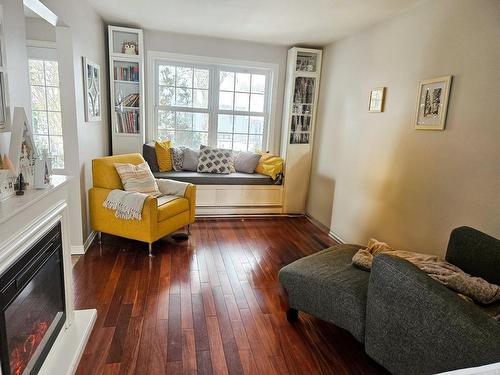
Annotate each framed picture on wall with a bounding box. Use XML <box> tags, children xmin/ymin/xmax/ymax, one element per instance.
<box><xmin>414</xmin><ymin>75</ymin><xmax>452</xmax><ymax>130</ymax></box>
<box><xmin>368</xmin><ymin>87</ymin><xmax>385</xmax><ymax>112</ymax></box>
<box><xmin>83</xmin><ymin>57</ymin><xmax>102</xmax><ymax>122</ymax></box>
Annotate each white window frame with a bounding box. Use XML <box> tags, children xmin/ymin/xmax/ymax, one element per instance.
<box><xmin>27</xmin><ymin>40</ymin><xmax>66</xmax><ymax>173</ymax></box>
<box><xmin>147</xmin><ymin>51</ymin><xmax>279</xmax><ymax>153</ymax></box>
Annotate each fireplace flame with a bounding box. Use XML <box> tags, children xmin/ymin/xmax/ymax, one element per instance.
<box><xmin>10</xmin><ymin>320</ymin><xmax>49</xmax><ymax>375</ymax></box>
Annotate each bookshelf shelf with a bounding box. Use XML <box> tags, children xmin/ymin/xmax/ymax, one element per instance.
<box><xmin>108</xmin><ymin>26</ymin><xmax>145</xmax><ymax>154</ymax></box>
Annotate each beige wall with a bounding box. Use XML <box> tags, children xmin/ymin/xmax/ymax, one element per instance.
<box><xmin>144</xmin><ymin>29</ymin><xmax>288</xmax><ymax>153</ymax></box>
<box><xmin>307</xmin><ymin>0</ymin><xmax>500</xmax><ymax>255</ymax></box>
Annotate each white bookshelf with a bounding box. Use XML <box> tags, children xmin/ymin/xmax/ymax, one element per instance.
<box><xmin>281</xmin><ymin>47</ymin><xmax>322</xmax><ymax>214</ymax></box>
<box><xmin>108</xmin><ymin>26</ymin><xmax>145</xmax><ymax>155</ymax></box>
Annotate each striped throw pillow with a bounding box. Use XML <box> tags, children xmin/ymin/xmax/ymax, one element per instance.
<box><xmin>155</xmin><ymin>140</ymin><xmax>173</xmax><ymax>172</ymax></box>
<box><xmin>114</xmin><ymin>162</ymin><xmax>161</xmax><ymax>197</ymax></box>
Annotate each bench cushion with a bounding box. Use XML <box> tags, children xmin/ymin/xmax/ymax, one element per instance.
<box><xmin>154</xmin><ymin>171</ymin><xmax>277</xmax><ymax>185</ymax></box>
<box><xmin>278</xmin><ymin>244</ymin><xmax>368</xmax><ymax>342</ymax></box>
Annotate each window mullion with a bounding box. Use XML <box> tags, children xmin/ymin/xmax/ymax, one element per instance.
<box><xmin>209</xmin><ymin>66</ymin><xmax>219</xmax><ymax>147</ymax></box>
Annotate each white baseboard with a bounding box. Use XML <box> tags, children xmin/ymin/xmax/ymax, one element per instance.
<box><xmin>71</xmin><ymin>230</ymin><xmax>97</xmax><ymax>255</ymax></box>
<box><xmin>328</xmin><ymin>230</ymin><xmax>346</xmax><ymax>244</ymax></box>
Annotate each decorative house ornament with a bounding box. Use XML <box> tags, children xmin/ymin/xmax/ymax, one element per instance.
<box><xmin>369</xmin><ymin>87</ymin><xmax>386</xmax><ymax>112</ymax></box>
<box><xmin>122</xmin><ymin>41</ymin><xmax>138</xmax><ymax>55</ymax></box>
<box><xmin>34</xmin><ymin>150</ymin><xmax>52</xmax><ymax>189</ymax></box>
<box><xmin>9</xmin><ymin>107</ymin><xmax>37</xmax><ymax>189</ymax></box>
<box><xmin>0</xmin><ymin>169</ymin><xmax>15</xmax><ymax>201</ymax></box>
<box><xmin>83</xmin><ymin>57</ymin><xmax>102</xmax><ymax>122</ymax></box>
<box><xmin>414</xmin><ymin>75</ymin><xmax>452</xmax><ymax>130</ymax></box>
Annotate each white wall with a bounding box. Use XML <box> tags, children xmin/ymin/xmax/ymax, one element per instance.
<box><xmin>41</xmin><ymin>0</ymin><xmax>109</xmax><ymax>246</ymax></box>
<box><xmin>144</xmin><ymin>29</ymin><xmax>288</xmax><ymax>153</ymax></box>
<box><xmin>307</xmin><ymin>0</ymin><xmax>500</xmax><ymax>256</ymax></box>
<box><xmin>25</xmin><ymin>16</ymin><xmax>56</xmax><ymax>42</ymax></box>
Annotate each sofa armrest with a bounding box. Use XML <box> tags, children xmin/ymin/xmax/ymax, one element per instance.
<box><xmin>89</xmin><ymin>187</ymin><xmax>158</xmax><ymax>240</ymax></box>
<box><xmin>365</xmin><ymin>254</ymin><xmax>500</xmax><ymax>375</ymax></box>
<box><xmin>184</xmin><ymin>184</ymin><xmax>196</xmax><ymax>224</ymax></box>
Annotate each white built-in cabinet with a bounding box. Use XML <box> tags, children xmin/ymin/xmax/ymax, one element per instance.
<box><xmin>108</xmin><ymin>26</ymin><xmax>145</xmax><ymax>155</ymax></box>
<box><xmin>281</xmin><ymin>47</ymin><xmax>322</xmax><ymax>214</ymax></box>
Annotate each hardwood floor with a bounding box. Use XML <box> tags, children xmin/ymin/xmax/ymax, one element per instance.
<box><xmin>73</xmin><ymin>217</ymin><xmax>387</xmax><ymax>375</ymax></box>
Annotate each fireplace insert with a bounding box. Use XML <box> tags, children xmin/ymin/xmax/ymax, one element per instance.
<box><xmin>0</xmin><ymin>222</ymin><xmax>66</xmax><ymax>375</ymax></box>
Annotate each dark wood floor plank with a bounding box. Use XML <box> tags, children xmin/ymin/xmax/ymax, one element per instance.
<box><xmin>75</xmin><ymin>217</ymin><xmax>387</xmax><ymax>375</ymax></box>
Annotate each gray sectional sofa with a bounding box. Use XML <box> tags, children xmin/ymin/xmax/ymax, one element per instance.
<box><xmin>279</xmin><ymin>226</ymin><xmax>500</xmax><ymax>374</ymax></box>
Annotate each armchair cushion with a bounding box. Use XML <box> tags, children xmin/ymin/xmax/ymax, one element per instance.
<box><xmin>157</xmin><ymin>198</ymin><xmax>189</xmax><ymax>222</ymax></box>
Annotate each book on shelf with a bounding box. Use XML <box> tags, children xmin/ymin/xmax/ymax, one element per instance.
<box><xmin>115</xmin><ymin>110</ymin><xmax>140</xmax><ymax>134</ymax></box>
<box><xmin>117</xmin><ymin>93</ymin><xmax>140</xmax><ymax>107</ymax></box>
<box><xmin>114</xmin><ymin>65</ymin><xmax>139</xmax><ymax>82</ymax></box>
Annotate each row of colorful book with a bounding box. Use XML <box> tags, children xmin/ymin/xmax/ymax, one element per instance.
<box><xmin>116</xmin><ymin>110</ymin><xmax>139</xmax><ymax>134</ymax></box>
<box><xmin>114</xmin><ymin>65</ymin><xmax>139</xmax><ymax>82</ymax></box>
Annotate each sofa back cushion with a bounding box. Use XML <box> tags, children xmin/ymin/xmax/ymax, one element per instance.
<box><xmin>142</xmin><ymin>142</ymin><xmax>159</xmax><ymax>172</ymax></box>
<box><xmin>92</xmin><ymin>153</ymin><xmax>146</xmax><ymax>190</ymax></box>
<box><xmin>234</xmin><ymin>151</ymin><xmax>260</xmax><ymax>174</ymax></box>
<box><xmin>182</xmin><ymin>148</ymin><xmax>200</xmax><ymax>171</ymax></box>
<box><xmin>114</xmin><ymin>162</ymin><xmax>160</xmax><ymax>196</ymax></box>
<box><xmin>446</xmin><ymin>226</ymin><xmax>500</xmax><ymax>285</ymax></box>
<box><xmin>197</xmin><ymin>145</ymin><xmax>232</xmax><ymax>174</ymax></box>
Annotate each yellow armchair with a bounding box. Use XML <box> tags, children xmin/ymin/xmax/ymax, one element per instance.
<box><xmin>89</xmin><ymin>153</ymin><xmax>196</xmax><ymax>256</ymax></box>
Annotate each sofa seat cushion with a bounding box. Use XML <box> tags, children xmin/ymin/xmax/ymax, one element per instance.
<box><xmin>157</xmin><ymin>197</ymin><xmax>189</xmax><ymax>222</ymax></box>
<box><xmin>278</xmin><ymin>244</ymin><xmax>369</xmax><ymax>342</ymax></box>
<box><xmin>154</xmin><ymin>171</ymin><xmax>277</xmax><ymax>185</ymax></box>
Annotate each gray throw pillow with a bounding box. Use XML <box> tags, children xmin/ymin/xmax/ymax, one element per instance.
<box><xmin>234</xmin><ymin>151</ymin><xmax>260</xmax><ymax>174</ymax></box>
<box><xmin>171</xmin><ymin>146</ymin><xmax>184</xmax><ymax>171</ymax></box>
<box><xmin>142</xmin><ymin>142</ymin><xmax>159</xmax><ymax>172</ymax></box>
<box><xmin>182</xmin><ymin>147</ymin><xmax>199</xmax><ymax>171</ymax></box>
<box><xmin>197</xmin><ymin>145</ymin><xmax>232</xmax><ymax>174</ymax></box>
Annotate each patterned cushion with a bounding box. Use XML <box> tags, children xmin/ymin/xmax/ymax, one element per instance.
<box><xmin>154</xmin><ymin>140</ymin><xmax>173</xmax><ymax>172</ymax></box>
<box><xmin>170</xmin><ymin>147</ymin><xmax>184</xmax><ymax>171</ymax></box>
<box><xmin>114</xmin><ymin>162</ymin><xmax>161</xmax><ymax>196</ymax></box>
<box><xmin>197</xmin><ymin>145</ymin><xmax>233</xmax><ymax>174</ymax></box>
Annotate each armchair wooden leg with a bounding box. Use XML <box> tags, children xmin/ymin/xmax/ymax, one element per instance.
<box><xmin>286</xmin><ymin>308</ymin><xmax>299</xmax><ymax>323</ymax></box>
<box><xmin>97</xmin><ymin>231</ymin><xmax>102</xmax><ymax>244</ymax></box>
<box><xmin>187</xmin><ymin>225</ymin><xmax>191</xmax><ymax>235</ymax></box>
<box><xmin>148</xmin><ymin>243</ymin><xmax>154</xmax><ymax>257</ymax></box>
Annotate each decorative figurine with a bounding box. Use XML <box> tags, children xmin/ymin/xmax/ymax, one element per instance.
<box><xmin>15</xmin><ymin>172</ymin><xmax>25</xmax><ymax>195</ymax></box>
<box><xmin>122</xmin><ymin>41</ymin><xmax>138</xmax><ymax>55</ymax></box>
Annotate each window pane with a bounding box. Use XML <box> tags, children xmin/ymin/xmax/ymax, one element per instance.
<box><xmin>220</xmin><ymin>71</ymin><xmax>234</xmax><ymax>91</ymax></box>
<box><xmin>251</xmin><ymin>74</ymin><xmax>266</xmax><ymax>93</ymax></box>
<box><xmin>176</xmin><ymin>112</ymin><xmax>193</xmax><ymax>130</ymax></box>
<box><xmin>233</xmin><ymin>134</ymin><xmax>248</xmax><ymax>151</ymax></box>
<box><xmin>219</xmin><ymin>91</ymin><xmax>233</xmax><ymax>110</ymax></box>
<box><xmin>158</xmin><ymin>110</ymin><xmax>175</xmax><ymax>130</ymax></box>
<box><xmin>34</xmin><ymin>135</ymin><xmax>49</xmax><ymax>154</ymax></box>
<box><xmin>46</xmin><ymin>87</ymin><xmax>61</xmax><ymax>111</ymax></box>
<box><xmin>44</xmin><ymin>61</ymin><xmax>59</xmax><ymax>86</ymax></box>
<box><xmin>50</xmin><ymin>136</ymin><xmax>64</xmax><ymax>169</ymax></box>
<box><xmin>159</xmin><ymin>65</ymin><xmax>175</xmax><ymax>86</ymax></box>
<box><xmin>193</xmin><ymin>89</ymin><xmax>208</xmax><ymax>109</ymax></box>
<box><xmin>250</xmin><ymin>93</ymin><xmax>264</xmax><ymax>112</ymax></box>
<box><xmin>47</xmin><ymin>112</ymin><xmax>62</xmax><ymax>135</ymax></box>
<box><xmin>31</xmin><ymin>86</ymin><xmax>46</xmax><ymax>110</ymax></box>
<box><xmin>193</xmin><ymin>113</ymin><xmax>209</xmax><ymax>131</ymax></box>
<box><xmin>217</xmin><ymin>133</ymin><xmax>232</xmax><ymax>149</ymax></box>
<box><xmin>158</xmin><ymin>129</ymin><xmax>175</xmax><ymax>141</ymax></box>
<box><xmin>159</xmin><ymin>86</ymin><xmax>174</xmax><ymax>106</ymax></box>
<box><xmin>29</xmin><ymin>60</ymin><xmax>44</xmax><ymax>85</ymax></box>
<box><xmin>194</xmin><ymin>69</ymin><xmax>209</xmax><ymax>89</ymax></box>
<box><xmin>218</xmin><ymin>114</ymin><xmax>233</xmax><ymax>133</ymax></box>
<box><xmin>175</xmin><ymin>87</ymin><xmax>192</xmax><ymax>106</ymax></box>
<box><xmin>176</xmin><ymin>67</ymin><xmax>193</xmax><ymax>88</ymax></box>
<box><xmin>234</xmin><ymin>116</ymin><xmax>248</xmax><ymax>133</ymax></box>
<box><xmin>177</xmin><ymin>131</ymin><xmax>207</xmax><ymax>149</ymax></box>
<box><xmin>235</xmin><ymin>73</ymin><xmax>250</xmax><ymax>92</ymax></box>
<box><xmin>249</xmin><ymin>116</ymin><xmax>264</xmax><ymax>134</ymax></box>
<box><xmin>248</xmin><ymin>135</ymin><xmax>263</xmax><ymax>152</ymax></box>
<box><xmin>234</xmin><ymin>92</ymin><xmax>249</xmax><ymax>111</ymax></box>
<box><xmin>32</xmin><ymin>111</ymin><xmax>48</xmax><ymax>135</ymax></box>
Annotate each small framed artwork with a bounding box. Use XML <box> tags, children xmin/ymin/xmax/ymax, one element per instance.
<box><xmin>83</xmin><ymin>57</ymin><xmax>102</xmax><ymax>122</ymax></box>
<box><xmin>369</xmin><ymin>87</ymin><xmax>385</xmax><ymax>112</ymax></box>
<box><xmin>414</xmin><ymin>75</ymin><xmax>452</xmax><ymax>130</ymax></box>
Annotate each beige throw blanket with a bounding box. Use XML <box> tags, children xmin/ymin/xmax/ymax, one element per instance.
<box><xmin>104</xmin><ymin>189</ymin><xmax>149</xmax><ymax>220</ymax></box>
<box><xmin>353</xmin><ymin>239</ymin><xmax>500</xmax><ymax>305</ymax></box>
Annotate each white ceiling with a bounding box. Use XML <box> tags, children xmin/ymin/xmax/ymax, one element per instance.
<box><xmin>87</xmin><ymin>0</ymin><xmax>423</xmax><ymax>46</ymax></box>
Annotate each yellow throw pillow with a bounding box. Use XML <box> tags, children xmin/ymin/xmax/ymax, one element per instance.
<box><xmin>155</xmin><ymin>140</ymin><xmax>173</xmax><ymax>172</ymax></box>
<box><xmin>255</xmin><ymin>153</ymin><xmax>284</xmax><ymax>180</ymax></box>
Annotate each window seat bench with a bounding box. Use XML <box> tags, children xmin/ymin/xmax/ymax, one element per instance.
<box><xmin>154</xmin><ymin>171</ymin><xmax>277</xmax><ymax>185</ymax></box>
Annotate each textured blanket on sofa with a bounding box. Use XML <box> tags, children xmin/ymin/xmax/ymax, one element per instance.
<box><xmin>353</xmin><ymin>239</ymin><xmax>500</xmax><ymax>306</ymax></box>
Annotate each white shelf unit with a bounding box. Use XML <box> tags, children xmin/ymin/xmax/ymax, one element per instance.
<box><xmin>281</xmin><ymin>47</ymin><xmax>322</xmax><ymax>214</ymax></box>
<box><xmin>108</xmin><ymin>26</ymin><xmax>145</xmax><ymax>155</ymax></box>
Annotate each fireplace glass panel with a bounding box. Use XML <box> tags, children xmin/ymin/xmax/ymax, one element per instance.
<box><xmin>4</xmin><ymin>249</ymin><xmax>65</xmax><ymax>375</ymax></box>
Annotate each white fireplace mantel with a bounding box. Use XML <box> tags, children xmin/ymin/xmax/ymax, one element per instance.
<box><xmin>0</xmin><ymin>176</ymin><xmax>96</xmax><ymax>375</ymax></box>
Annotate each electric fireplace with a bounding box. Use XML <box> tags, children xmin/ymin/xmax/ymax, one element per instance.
<box><xmin>0</xmin><ymin>223</ymin><xmax>66</xmax><ymax>375</ymax></box>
